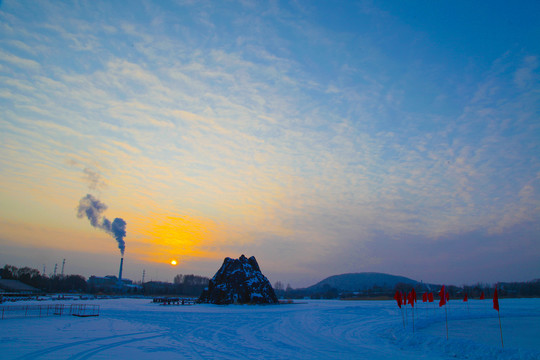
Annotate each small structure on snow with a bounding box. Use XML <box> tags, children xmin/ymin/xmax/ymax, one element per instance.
<box><xmin>198</xmin><ymin>255</ymin><xmax>278</xmax><ymax>305</ymax></box>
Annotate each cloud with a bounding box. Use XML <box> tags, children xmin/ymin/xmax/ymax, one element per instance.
<box><xmin>361</xmin><ymin>219</ymin><xmax>540</xmax><ymax>285</ymax></box>
<box><xmin>514</xmin><ymin>55</ymin><xmax>538</xmax><ymax>88</ymax></box>
<box><xmin>0</xmin><ymin>50</ymin><xmax>41</xmax><ymax>71</ymax></box>
<box><xmin>0</xmin><ymin>1</ymin><xmax>538</xmax><ymax>285</ymax></box>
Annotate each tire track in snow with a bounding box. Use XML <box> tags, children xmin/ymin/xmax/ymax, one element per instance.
<box><xmin>267</xmin><ymin>304</ymin><xmax>396</xmax><ymax>358</ymax></box>
<box><xmin>176</xmin><ymin>322</ymin><xmax>253</xmax><ymax>359</ymax></box>
<box><xmin>142</xmin><ymin>311</ymin><xmax>251</xmax><ymax>360</ymax></box>
<box><xmin>67</xmin><ymin>333</ymin><xmax>166</xmax><ymax>360</ymax></box>
<box><xmin>219</xmin><ymin>312</ymin><xmax>285</xmax><ymax>358</ymax></box>
<box><xmin>160</xmin><ymin>308</ymin><xmax>283</xmax><ymax>359</ymax></box>
<box><xmin>166</xmin><ymin>327</ymin><xmax>234</xmax><ymax>360</ymax></box>
<box><xmin>16</xmin><ymin>331</ymin><xmax>163</xmax><ymax>360</ymax></box>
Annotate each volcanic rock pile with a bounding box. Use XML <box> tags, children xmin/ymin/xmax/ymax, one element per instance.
<box><xmin>198</xmin><ymin>255</ymin><xmax>278</xmax><ymax>305</ymax></box>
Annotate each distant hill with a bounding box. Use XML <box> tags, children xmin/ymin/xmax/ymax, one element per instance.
<box><xmin>306</xmin><ymin>272</ymin><xmax>418</xmax><ymax>292</ymax></box>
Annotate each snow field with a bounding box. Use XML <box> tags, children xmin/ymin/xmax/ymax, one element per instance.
<box><xmin>0</xmin><ymin>298</ymin><xmax>539</xmax><ymax>359</ymax></box>
<box><xmin>388</xmin><ymin>298</ymin><xmax>540</xmax><ymax>359</ymax></box>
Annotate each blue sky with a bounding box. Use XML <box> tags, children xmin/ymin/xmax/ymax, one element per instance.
<box><xmin>0</xmin><ymin>0</ymin><xmax>539</xmax><ymax>287</ymax></box>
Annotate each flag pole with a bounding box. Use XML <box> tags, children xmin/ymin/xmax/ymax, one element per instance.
<box><xmin>405</xmin><ymin>305</ymin><xmax>408</xmax><ymax>325</ymax></box>
<box><xmin>439</xmin><ymin>286</ymin><xmax>448</xmax><ymax>340</ymax></box>
<box><xmin>413</xmin><ymin>304</ymin><xmax>418</xmax><ymax>334</ymax></box>
<box><xmin>394</xmin><ymin>291</ymin><xmax>405</xmax><ymax>329</ymax></box>
<box><xmin>498</xmin><ymin>310</ymin><xmax>504</xmax><ymax>348</ymax></box>
<box><xmin>493</xmin><ymin>286</ymin><xmax>503</xmax><ymax>348</ymax></box>
<box><xmin>445</xmin><ymin>305</ymin><xmax>448</xmax><ymax>340</ymax></box>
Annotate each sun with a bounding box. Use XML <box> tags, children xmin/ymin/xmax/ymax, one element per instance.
<box><xmin>170</xmin><ymin>259</ymin><xmax>178</xmax><ymax>266</ymax></box>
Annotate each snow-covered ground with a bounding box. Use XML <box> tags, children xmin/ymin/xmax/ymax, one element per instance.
<box><xmin>1</xmin><ymin>298</ymin><xmax>539</xmax><ymax>359</ymax></box>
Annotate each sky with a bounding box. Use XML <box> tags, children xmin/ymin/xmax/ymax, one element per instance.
<box><xmin>0</xmin><ymin>0</ymin><xmax>539</xmax><ymax>288</ymax></box>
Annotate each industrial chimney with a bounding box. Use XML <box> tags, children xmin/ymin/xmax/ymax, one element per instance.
<box><xmin>118</xmin><ymin>257</ymin><xmax>124</xmax><ymax>287</ymax></box>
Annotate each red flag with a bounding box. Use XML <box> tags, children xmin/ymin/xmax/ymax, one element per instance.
<box><xmin>394</xmin><ymin>291</ymin><xmax>402</xmax><ymax>308</ymax></box>
<box><xmin>408</xmin><ymin>292</ymin><xmax>415</xmax><ymax>308</ymax></box>
<box><xmin>480</xmin><ymin>291</ymin><xmax>485</xmax><ymax>300</ymax></box>
<box><xmin>463</xmin><ymin>293</ymin><xmax>468</xmax><ymax>302</ymax></box>
<box><xmin>428</xmin><ymin>292</ymin><xmax>434</xmax><ymax>302</ymax></box>
<box><xmin>439</xmin><ymin>286</ymin><xmax>446</xmax><ymax>307</ymax></box>
<box><xmin>493</xmin><ymin>287</ymin><xmax>499</xmax><ymax>311</ymax></box>
<box><xmin>446</xmin><ymin>291</ymin><xmax>450</xmax><ymax>302</ymax></box>
<box><xmin>422</xmin><ymin>293</ymin><xmax>427</xmax><ymax>302</ymax></box>
<box><xmin>411</xmin><ymin>288</ymin><xmax>417</xmax><ymax>303</ymax></box>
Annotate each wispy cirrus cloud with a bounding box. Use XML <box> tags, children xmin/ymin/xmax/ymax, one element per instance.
<box><xmin>1</xmin><ymin>0</ymin><xmax>538</xmax><ymax>285</ymax></box>
<box><xmin>0</xmin><ymin>50</ymin><xmax>41</xmax><ymax>71</ymax></box>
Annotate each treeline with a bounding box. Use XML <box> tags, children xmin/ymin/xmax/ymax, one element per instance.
<box><xmin>494</xmin><ymin>281</ymin><xmax>540</xmax><ymax>298</ymax></box>
<box><xmin>4</xmin><ymin>263</ymin><xmax>538</xmax><ymax>299</ymax></box>
<box><xmin>273</xmin><ymin>279</ymin><xmax>540</xmax><ymax>300</ymax></box>
<box><xmin>1</xmin><ymin>264</ymin><xmax>209</xmax><ymax>296</ymax></box>
<box><xmin>0</xmin><ymin>265</ymin><xmax>87</xmax><ymax>293</ymax></box>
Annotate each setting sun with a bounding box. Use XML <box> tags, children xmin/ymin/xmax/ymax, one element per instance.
<box><xmin>171</xmin><ymin>260</ymin><xmax>177</xmax><ymax>266</ymax></box>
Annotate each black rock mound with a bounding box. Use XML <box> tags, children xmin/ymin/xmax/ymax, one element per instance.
<box><xmin>198</xmin><ymin>255</ymin><xmax>278</xmax><ymax>305</ymax></box>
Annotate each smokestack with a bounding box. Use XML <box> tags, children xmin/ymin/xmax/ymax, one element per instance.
<box><xmin>118</xmin><ymin>257</ymin><xmax>124</xmax><ymax>286</ymax></box>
